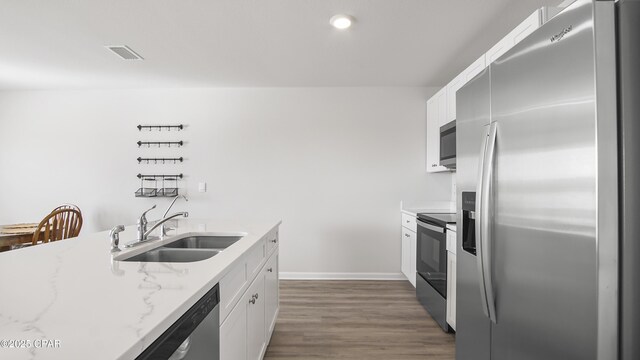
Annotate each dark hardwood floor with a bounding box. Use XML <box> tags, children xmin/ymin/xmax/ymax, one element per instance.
<box><xmin>264</xmin><ymin>280</ymin><xmax>455</xmax><ymax>360</ymax></box>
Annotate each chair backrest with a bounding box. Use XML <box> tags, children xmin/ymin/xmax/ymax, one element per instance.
<box><xmin>51</xmin><ymin>204</ymin><xmax>81</xmax><ymax>213</ymax></box>
<box><xmin>32</xmin><ymin>209</ymin><xmax>83</xmax><ymax>245</ymax></box>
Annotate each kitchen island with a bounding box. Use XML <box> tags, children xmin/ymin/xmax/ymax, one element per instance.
<box><xmin>0</xmin><ymin>218</ymin><xmax>281</xmax><ymax>360</ymax></box>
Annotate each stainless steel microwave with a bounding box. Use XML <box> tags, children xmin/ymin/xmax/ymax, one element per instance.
<box><xmin>439</xmin><ymin>120</ymin><xmax>456</xmax><ymax>169</ymax></box>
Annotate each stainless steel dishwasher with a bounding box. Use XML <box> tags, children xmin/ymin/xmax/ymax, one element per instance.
<box><xmin>136</xmin><ymin>284</ymin><xmax>220</xmax><ymax>360</ymax></box>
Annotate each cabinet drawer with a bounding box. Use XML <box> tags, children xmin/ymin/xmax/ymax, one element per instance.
<box><xmin>266</xmin><ymin>229</ymin><xmax>278</xmax><ymax>255</ymax></box>
<box><xmin>401</xmin><ymin>213</ymin><xmax>417</xmax><ymax>232</ymax></box>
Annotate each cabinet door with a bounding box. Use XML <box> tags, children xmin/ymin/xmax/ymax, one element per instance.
<box><xmin>409</xmin><ymin>230</ymin><xmax>417</xmax><ymax>288</ymax></box>
<box><xmin>401</xmin><ymin>228</ymin><xmax>411</xmax><ymax>281</ymax></box>
<box><xmin>465</xmin><ymin>55</ymin><xmax>486</xmax><ymax>83</ymax></box>
<box><xmin>446</xmin><ymin>73</ymin><xmax>467</xmax><ymax>123</ymax></box>
<box><xmin>437</xmin><ymin>87</ymin><xmax>448</xmax><ymax>127</ymax></box>
<box><xmin>451</xmin><ymin>254</ymin><xmax>457</xmax><ymax>329</ymax></box>
<box><xmin>486</xmin><ymin>10</ymin><xmax>541</xmax><ymax>65</ymax></box>
<box><xmin>446</xmin><ymin>252</ymin><xmax>457</xmax><ymax>330</ymax></box>
<box><xmin>246</xmin><ymin>274</ymin><xmax>266</xmax><ymax>360</ymax></box>
<box><xmin>220</xmin><ymin>294</ymin><xmax>248</xmax><ymax>360</ymax></box>
<box><xmin>513</xmin><ymin>10</ymin><xmax>541</xmax><ymax>44</ymax></box>
<box><xmin>426</xmin><ymin>90</ymin><xmax>449</xmax><ymax>173</ymax></box>
<box><xmin>264</xmin><ymin>251</ymin><xmax>279</xmax><ymax>337</ymax></box>
<box><xmin>220</xmin><ymin>258</ymin><xmax>248</xmax><ymax>324</ymax></box>
<box><xmin>486</xmin><ymin>35</ymin><xmax>514</xmax><ymax>64</ymax></box>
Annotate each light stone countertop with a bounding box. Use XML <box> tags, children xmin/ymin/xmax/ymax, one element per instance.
<box><xmin>0</xmin><ymin>218</ymin><xmax>281</xmax><ymax>360</ymax></box>
<box><xmin>400</xmin><ymin>200</ymin><xmax>455</xmax><ymax>217</ymax></box>
<box><xmin>401</xmin><ymin>207</ymin><xmax>455</xmax><ymax>217</ymax></box>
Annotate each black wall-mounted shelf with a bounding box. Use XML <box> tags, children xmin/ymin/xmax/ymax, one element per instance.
<box><xmin>137</xmin><ymin>174</ymin><xmax>183</xmax><ymax>179</ymax></box>
<box><xmin>137</xmin><ymin>157</ymin><xmax>184</xmax><ymax>164</ymax></box>
<box><xmin>137</xmin><ymin>141</ymin><xmax>183</xmax><ymax>148</ymax></box>
<box><xmin>137</xmin><ymin>124</ymin><xmax>183</xmax><ymax>131</ymax></box>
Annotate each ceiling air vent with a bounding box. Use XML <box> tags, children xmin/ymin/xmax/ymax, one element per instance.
<box><xmin>106</xmin><ymin>45</ymin><xmax>144</xmax><ymax>60</ymax></box>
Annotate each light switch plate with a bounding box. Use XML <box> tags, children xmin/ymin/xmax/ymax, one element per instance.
<box><xmin>198</xmin><ymin>182</ymin><xmax>207</xmax><ymax>193</ymax></box>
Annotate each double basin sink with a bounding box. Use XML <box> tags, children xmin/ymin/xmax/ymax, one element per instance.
<box><xmin>120</xmin><ymin>234</ymin><xmax>245</xmax><ymax>263</ymax></box>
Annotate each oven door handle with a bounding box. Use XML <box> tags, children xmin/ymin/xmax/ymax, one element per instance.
<box><xmin>416</xmin><ymin>219</ymin><xmax>445</xmax><ymax>233</ymax></box>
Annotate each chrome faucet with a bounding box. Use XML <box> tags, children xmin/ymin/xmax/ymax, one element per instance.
<box><xmin>136</xmin><ymin>205</ymin><xmax>157</xmax><ymax>241</ymax></box>
<box><xmin>161</xmin><ymin>195</ymin><xmax>188</xmax><ymax>236</ymax></box>
<box><xmin>164</xmin><ymin>195</ymin><xmax>188</xmax><ymax>218</ymax></box>
<box><xmin>127</xmin><ymin>205</ymin><xmax>189</xmax><ymax>248</ymax></box>
<box><xmin>143</xmin><ymin>211</ymin><xmax>189</xmax><ymax>241</ymax></box>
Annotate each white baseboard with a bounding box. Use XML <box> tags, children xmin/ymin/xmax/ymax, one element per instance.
<box><xmin>279</xmin><ymin>272</ymin><xmax>406</xmax><ymax>281</ymax></box>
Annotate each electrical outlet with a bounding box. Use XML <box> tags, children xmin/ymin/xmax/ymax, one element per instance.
<box><xmin>198</xmin><ymin>182</ymin><xmax>207</xmax><ymax>193</ymax></box>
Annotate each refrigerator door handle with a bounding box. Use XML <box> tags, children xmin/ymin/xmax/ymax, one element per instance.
<box><xmin>481</xmin><ymin>122</ymin><xmax>498</xmax><ymax>323</ymax></box>
<box><xmin>475</xmin><ymin>124</ymin><xmax>491</xmax><ymax>322</ymax></box>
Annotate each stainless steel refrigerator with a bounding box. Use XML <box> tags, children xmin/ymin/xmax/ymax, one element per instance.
<box><xmin>455</xmin><ymin>0</ymin><xmax>640</xmax><ymax>359</ymax></box>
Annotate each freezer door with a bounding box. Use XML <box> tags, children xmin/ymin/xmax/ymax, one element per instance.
<box><xmin>487</xmin><ymin>0</ymin><xmax>617</xmax><ymax>359</ymax></box>
<box><xmin>455</xmin><ymin>69</ymin><xmax>491</xmax><ymax>360</ymax></box>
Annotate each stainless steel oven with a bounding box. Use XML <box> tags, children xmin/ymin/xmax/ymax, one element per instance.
<box><xmin>440</xmin><ymin>120</ymin><xmax>456</xmax><ymax>169</ymax></box>
<box><xmin>416</xmin><ymin>213</ymin><xmax>456</xmax><ymax>332</ymax></box>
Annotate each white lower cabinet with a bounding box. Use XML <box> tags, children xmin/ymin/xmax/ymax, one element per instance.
<box><xmin>264</xmin><ymin>253</ymin><xmax>279</xmax><ymax>335</ymax></box>
<box><xmin>220</xmin><ymin>293</ymin><xmax>248</xmax><ymax>360</ymax></box>
<box><xmin>400</xmin><ymin>214</ymin><xmax>417</xmax><ymax>288</ymax></box>
<box><xmin>446</xmin><ymin>252</ymin><xmax>457</xmax><ymax>330</ymax></box>
<box><xmin>246</xmin><ymin>274</ymin><xmax>266</xmax><ymax>360</ymax></box>
<box><xmin>220</xmin><ymin>238</ymin><xmax>279</xmax><ymax>360</ymax></box>
<box><xmin>401</xmin><ymin>229</ymin><xmax>411</xmax><ymax>281</ymax></box>
<box><xmin>446</xmin><ymin>229</ymin><xmax>457</xmax><ymax>330</ymax></box>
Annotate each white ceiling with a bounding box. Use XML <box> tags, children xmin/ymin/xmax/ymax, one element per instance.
<box><xmin>0</xmin><ymin>0</ymin><xmax>562</xmax><ymax>89</ymax></box>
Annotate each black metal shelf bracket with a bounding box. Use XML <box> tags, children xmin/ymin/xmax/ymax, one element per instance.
<box><xmin>137</xmin><ymin>124</ymin><xmax>184</xmax><ymax>131</ymax></box>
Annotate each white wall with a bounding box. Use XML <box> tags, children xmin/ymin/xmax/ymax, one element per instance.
<box><xmin>0</xmin><ymin>87</ymin><xmax>452</xmax><ymax>277</ymax></box>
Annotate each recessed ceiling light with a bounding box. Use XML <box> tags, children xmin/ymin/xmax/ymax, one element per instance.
<box><xmin>330</xmin><ymin>14</ymin><xmax>355</xmax><ymax>30</ymax></box>
<box><xmin>105</xmin><ymin>45</ymin><xmax>144</xmax><ymax>60</ymax></box>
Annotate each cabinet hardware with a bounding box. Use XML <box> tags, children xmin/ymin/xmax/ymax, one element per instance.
<box><xmin>406</xmin><ymin>220</ymin><xmax>410</xmax><ymax>223</ymax></box>
<box><xmin>271</xmin><ymin>239</ymin><xmax>277</xmax><ymax>243</ymax></box>
<box><xmin>254</xmin><ymin>293</ymin><xmax>259</xmax><ymax>299</ymax></box>
<box><xmin>404</xmin><ymin>233</ymin><xmax>410</xmax><ymax>237</ymax></box>
<box><xmin>249</xmin><ymin>298</ymin><xmax>256</xmax><ymax>304</ymax></box>
<box><xmin>267</xmin><ymin>268</ymin><xmax>273</xmax><ymax>272</ymax></box>
<box><xmin>432</xmin><ymin>164</ymin><xmax>437</xmax><ymax>167</ymax></box>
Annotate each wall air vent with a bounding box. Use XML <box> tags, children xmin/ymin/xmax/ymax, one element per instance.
<box><xmin>106</xmin><ymin>45</ymin><xmax>144</xmax><ymax>60</ymax></box>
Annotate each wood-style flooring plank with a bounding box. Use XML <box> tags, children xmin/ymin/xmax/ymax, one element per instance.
<box><xmin>264</xmin><ymin>280</ymin><xmax>455</xmax><ymax>360</ymax></box>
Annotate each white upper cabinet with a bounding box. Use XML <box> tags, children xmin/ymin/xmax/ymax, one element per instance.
<box><xmin>465</xmin><ymin>55</ymin><xmax>487</xmax><ymax>82</ymax></box>
<box><xmin>513</xmin><ymin>10</ymin><xmax>543</xmax><ymax>44</ymax></box>
<box><xmin>446</xmin><ymin>73</ymin><xmax>466</xmax><ymax>124</ymax></box>
<box><xmin>426</xmin><ymin>7</ymin><xmax>550</xmax><ymax>174</ymax></box>
<box><xmin>487</xmin><ymin>10</ymin><xmax>543</xmax><ymax>64</ymax></box>
<box><xmin>486</xmin><ymin>36</ymin><xmax>511</xmax><ymax>64</ymax></box>
<box><xmin>426</xmin><ymin>88</ymin><xmax>449</xmax><ymax>173</ymax></box>
<box><xmin>446</xmin><ymin>54</ymin><xmax>486</xmax><ymax>122</ymax></box>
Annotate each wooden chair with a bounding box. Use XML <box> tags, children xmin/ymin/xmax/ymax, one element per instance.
<box><xmin>52</xmin><ymin>203</ymin><xmax>81</xmax><ymax>213</ymax></box>
<box><xmin>32</xmin><ymin>208</ymin><xmax>83</xmax><ymax>245</ymax></box>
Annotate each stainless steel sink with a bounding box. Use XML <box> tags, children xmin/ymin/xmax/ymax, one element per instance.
<box><xmin>122</xmin><ymin>248</ymin><xmax>219</xmax><ymax>263</ymax></box>
<box><xmin>162</xmin><ymin>235</ymin><xmax>243</xmax><ymax>250</ymax></box>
